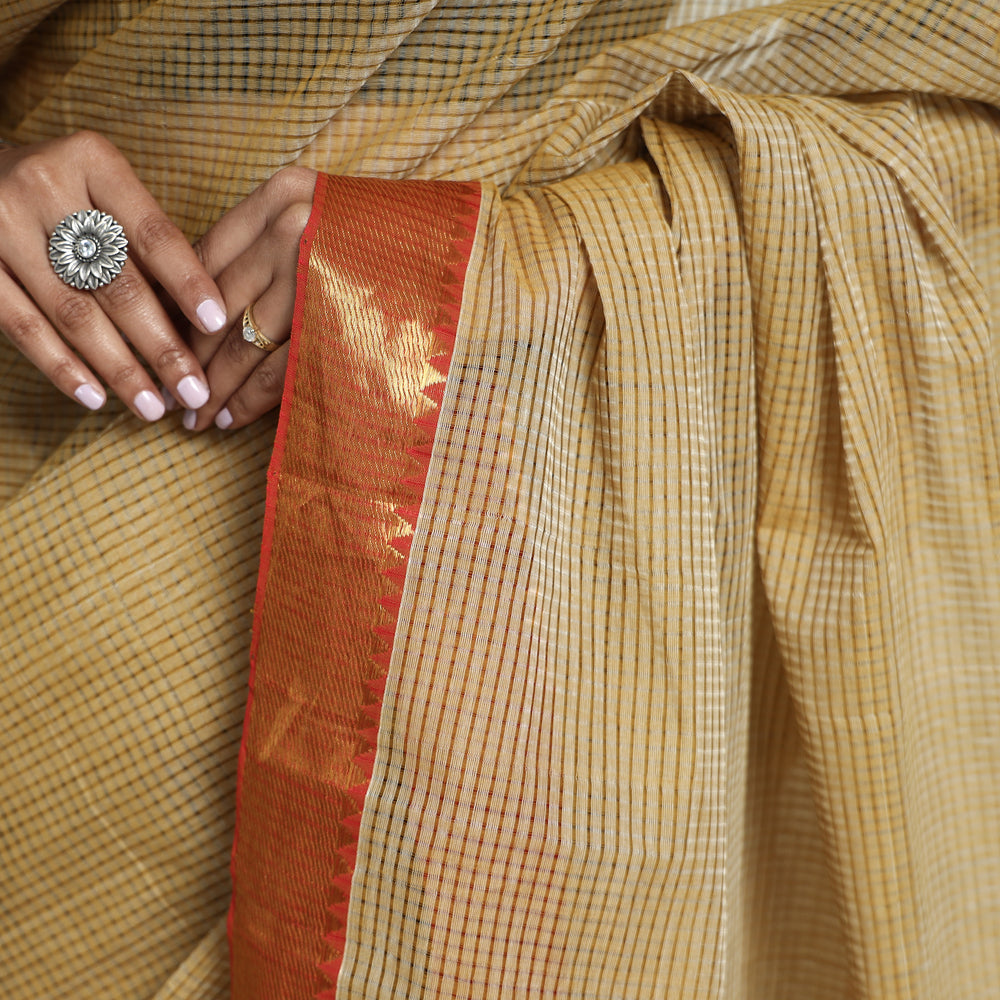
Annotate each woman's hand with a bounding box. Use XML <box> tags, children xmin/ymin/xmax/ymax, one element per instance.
<box><xmin>181</xmin><ymin>166</ymin><xmax>317</xmax><ymax>432</ymax></box>
<box><xmin>0</xmin><ymin>131</ymin><xmax>229</xmax><ymax>420</ymax></box>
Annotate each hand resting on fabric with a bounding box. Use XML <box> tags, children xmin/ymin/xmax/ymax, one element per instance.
<box><xmin>0</xmin><ymin>131</ymin><xmax>228</xmax><ymax>421</ymax></box>
<box><xmin>182</xmin><ymin>165</ymin><xmax>317</xmax><ymax>432</ymax></box>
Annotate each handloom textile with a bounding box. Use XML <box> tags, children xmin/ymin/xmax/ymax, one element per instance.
<box><xmin>2</xmin><ymin>1</ymin><xmax>1000</xmax><ymax>999</ymax></box>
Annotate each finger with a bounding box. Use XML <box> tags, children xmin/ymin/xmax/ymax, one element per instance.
<box><xmin>81</xmin><ymin>133</ymin><xmax>228</xmax><ymax>335</ymax></box>
<box><xmin>15</xmin><ymin>236</ymin><xmax>171</xmax><ymax>420</ymax></box>
<box><xmin>187</xmin><ymin>240</ymin><xmax>277</xmax><ymax>372</ymax></box>
<box><xmin>20</xmin><ymin>229</ymin><xmax>209</xmax><ymax>419</ymax></box>
<box><xmin>0</xmin><ymin>268</ymin><xmax>108</xmax><ymax>411</ymax></box>
<box><xmin>192</xmin><ymin>166</ymin><xmax>317</xmax><ymax>279</ymax></box>
<box><xmin>89</xmin><ymin>257</ymin><xmax>213</xmax><ymax>411</ymax></box>
<box><xmin>186</xmin><ymin>278</ymin><xmax>294</xmax><ymax>431</ymax></box>
<box><xmin>188</xmin><ymin>198</ymin><xmax>311</xmax><ymax>370</ymax></box>
<box><xmin>212</xmin><ymin>342</ymin><xmax>289</xmax><ymax>432</ymax></box>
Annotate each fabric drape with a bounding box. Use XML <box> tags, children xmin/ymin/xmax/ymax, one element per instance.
<box><xmin>1</xmin><ymin>1</ymin><xmax>999</xmax><ymax>998</ymax></box>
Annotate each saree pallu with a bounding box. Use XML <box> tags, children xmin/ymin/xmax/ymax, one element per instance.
<box><xmin>2</xmin><ymin>1</ymin><xmax>1000</xmax><ymax>999</ymax></box>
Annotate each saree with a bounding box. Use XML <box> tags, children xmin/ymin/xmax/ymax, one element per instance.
<box><xmin>2</xmin><ymin>1</ymin><xmax>999</xmax><ymax>998</ymax></box>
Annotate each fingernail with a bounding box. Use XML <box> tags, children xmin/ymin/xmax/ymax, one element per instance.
<box><xmin>214</xmin><ymin>406</ymin><xmax>233</xmax><ymax>430</ymax></box>
<box><xmin>160</xmin><ymin>385</ymin><xmax>177</xmax><ymax>412</ymax></box>
<box><xmin>196</xmin><ymin>298</ymin><xmax>227</xmax><ymax>333</ymax></box>
<box><xmin>183</xmin><ymin>408</ymin><xmax>198</xmax><ymax>431</ymax></box>
<box><xmin>73</xmin><ymin>383</ymin><xmax>105</xmax><ymax>411</ymax></box>
<box><xmin>176</xmin><ymin>374</ymin><xmax>210</xmax><ymax>409</ymax></box>
<box><xmin>134</xmin><ymin>389</ymin><xmax>165</xmax><ymax>422</ymax></box>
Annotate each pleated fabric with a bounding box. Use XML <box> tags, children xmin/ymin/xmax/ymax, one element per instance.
<box><xmin>1</xmin><ymin>1</ymin><xmax>999</xmax><ymax>998</ymax></box>
<box><xmin>273</xmin><ymin>98</ymin><xmax>999</xmax><ymax>1000</ymax></box>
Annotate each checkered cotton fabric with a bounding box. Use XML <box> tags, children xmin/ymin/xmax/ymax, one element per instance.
<box><xmin>2</xmin><ymin>1</ymin><xmax>999</xmax><ymax>998</ymax></box>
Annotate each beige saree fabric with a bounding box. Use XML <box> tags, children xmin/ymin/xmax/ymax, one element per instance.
<box><xmin>342</xmin><ymin>102</ymin><xmax>1000</xmax><ymax>998</ymax></box>
<box><xmin>2</xmin><ymin>1</ymin><xmax>999</xmax><ymax>998</ymax></box>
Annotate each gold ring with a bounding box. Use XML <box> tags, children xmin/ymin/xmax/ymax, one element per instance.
<box><xmin>241</xmin><ymin>304</ymin><xmax>280</xmax><ymax>353</ymax></box>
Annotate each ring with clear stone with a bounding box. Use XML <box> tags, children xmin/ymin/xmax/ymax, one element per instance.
<box><xmin>48</xmin><ymin>209</ymin><xmax>128</xmax><ymax>290</ymax></box>
<box><xmin>241</xmin><ymin>304</ymin><xmax>280</xmax><ymax>353</ymax></box>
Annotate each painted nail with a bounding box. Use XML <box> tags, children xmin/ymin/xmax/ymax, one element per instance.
<box><xmin>134</xmin><ymin>389</ymin><xmax>166</xmax><ymax>422</ymax></box>
<box><xmin>183</xmin><ymin>408</ymin><xmax>198</xmax><ymax>431</ymax></box>
<box><xmin>175</xmin><ymin>374</ymin><xmax>210</xmax><ymax>409</ymax></box>
<box><xmin>214</xmin><ymin>407</ymin><xmax>233</xmax><ymax>430</ymax></box>
<box><xmin>196</xmin><ymin>298</ymin><xmax>227</xmax><ymax>333</ymax></box>
<box><xmin>160</xmin><ymin>385</ymin><xmax>177</xmax><ymax>412</ymax></box>
<box><xmin>73</xmin><ymin>383</ymin><xmax>106</xmax><ymax>411</ymax></box>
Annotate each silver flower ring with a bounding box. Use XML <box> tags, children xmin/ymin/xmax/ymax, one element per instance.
<box><xmin>48</xmin><ymin>209</ymin><xmax>128</xmax><ymax>290</ymax></box>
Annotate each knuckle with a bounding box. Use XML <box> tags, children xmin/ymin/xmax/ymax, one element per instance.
<box><xmin>107</xmin><ymin>362</ymin><xmax>143</xmax><ymax>391</ymax></box>
<box><xmin>250</xmin><ymin>359</ymin><xmax>284</xmax><ymax>397</ymax></box>
<box><xmin>176</xmin><ymin>266</ymin><xmax>215</xmax><ymax>307</ymax></box>
<box><xmin>222</xmin><ymin>329</ymin><xmax>252</xmax><ymax>364</ymax></box>
<box><xmin>95</xmin><ymin>267</ymin><xmax>144</xmax><ymax>309</ymax></box>
<box><xmin>48</xmin><ymin>357</ymin><xmax>79</xmax><ymax>388</ymax></box>
<box><xmin>53</xmin><ymin>291</ymin><xmax>95</xmax><ymax>330</ymax></box>
<box><xmin>270</xmin><ymin>165</ymin><xmax>315</xmax><ymax>200</ymax></box>
<box><xmin>153</xmin><ymin>345</ymin><xmax>188</xmax><ymax>372</ymax></box>
<box><xmin>275</xmin><ymin>202</ymin><xmax>312</xmax><ymax>241</ymax></box>
<box><xmin>6</xmin><ymin>152</ymin><xmax>57</xmax><ymax>200</ymax></box>
<box><xmin>3</xmin><ymin>310</ymin><xmax>46</xmax><ymax>349</ymax></box>
<box><xmin>70</xmin><ymin>129</ymin><xmax>113</xmax><ymax>159</ymax></box>
<box><xmin>225</xmin><ymin>393</ymin><xmax>250</xmax><ymax>423</ymax></box>
<box><xmin>131</xmin><ymin>212</ymin><xmax>182</xmax><ymax>258</ymax></box>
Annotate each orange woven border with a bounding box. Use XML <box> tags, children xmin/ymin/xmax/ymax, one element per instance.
<box><xmin>228</xmin><ymin>174</ymin><xmax>481</xmax><ymax>1000</ymax></box>
<box><xmin>317</xmin><ymin>181</ymin><xmax>481</xmax><ymax>996</ymax></box>
<box><xmin>225</xmin><ymin>169</ymin><xmax>327</xmax><ymax>976</ymax></box>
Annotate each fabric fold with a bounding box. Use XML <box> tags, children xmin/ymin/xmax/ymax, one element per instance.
<box><xmin>326</xmin><ymin>77</ymin><xmax>998</xmax><ymax>1000</ymax></box>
